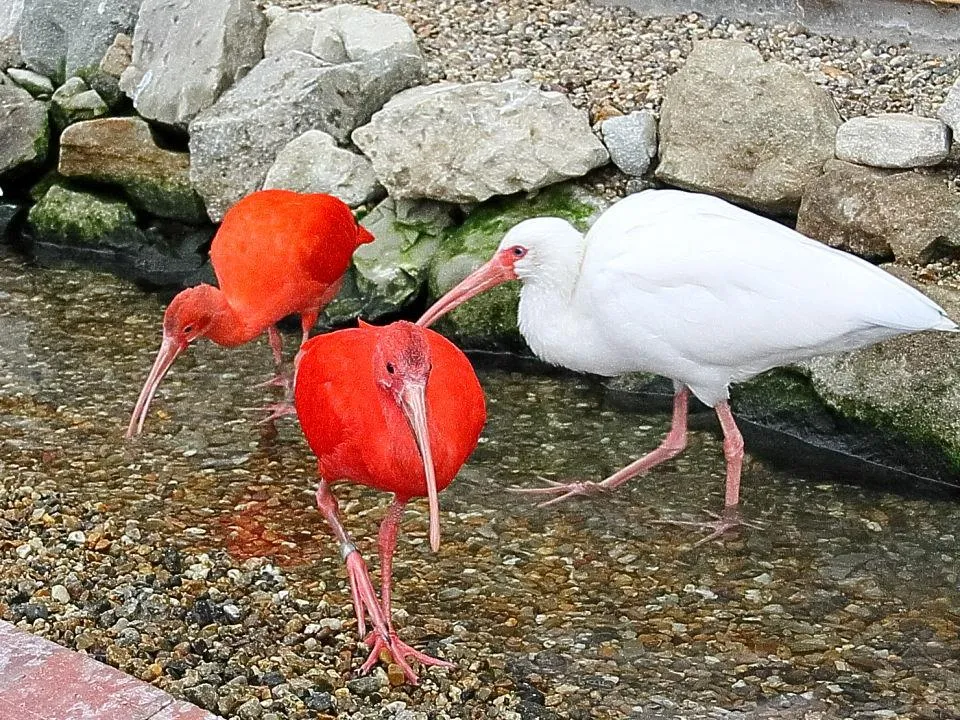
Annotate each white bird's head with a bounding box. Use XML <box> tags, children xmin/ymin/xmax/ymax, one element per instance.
<box><xmin>417</xmin><ymin>216</ymin><xmax>583</xmax><ymax>327</ymax></box>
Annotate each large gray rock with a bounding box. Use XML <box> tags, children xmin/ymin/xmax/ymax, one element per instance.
<box><xmin>353</xmin><ymin>80</ymin><xmax>609</xmax><ymax>203</ymax></box>
<box><xmin>119</xmin><ymin>0</ymin><xmax>265</xmax><ymax>128</ymax></box>
<box><xmin>0</xmin><ymin>0</ymin><xmax>24</xmax><ymax>68</ymax></box>
<box><xmin>804</xmin><ymin>270</ymin><xmax>960</xmax><ymax>471</ymax></box>
<box><xmin>656</xmin><ymin>40</ymin><xmax>840</xmax><ymax>215</ymax></box>
<box><xmin>191</xmin><ymin>42</ymin><xmax>420</xmax><ymax>221</ymax></box>
<box><xmin>262</xmin><ymin>130</ymin><xmax>380</xmax><ymax>208</ymax></box>
<box><xmin>835</xmin><ymin>114</ymin><xmax>950</xmax><ymax>168</ymax></box>
<box><xmin>0</xmin><ymin>79</ymin><xmax>48</xmax><ymax>177</ymax></box>
<box><xmin>797</xmin><ymin>160</ymin><xmax>960</xmax><ymax>264</ymax></box>
<box><xmin>937</xmin><ymin>78</ymin><xmax>960</xmax><ymax>135</ymax></box>
<box><xmin>264</xmin><ymin>9</ymin><xmax>338</xmax><ymax>59</ymax></box>
<box><xmin>600</xmin><ymin>110</ymin><xmax>658</xmax><ymax>176</ymax></box>
<box><xmin>19</xmin><ymin>0</ymin><xmax>140</xmax><ymax>86</ymax></box>
<box><xmin>427</xmin><ymin>183</ymin><xmax>608</xmax><ymax>350</ymax></box>
<box><xmin>59</xmin><ymin>117</ymin><xmax>205</xmax><ymax>222</ymax></box>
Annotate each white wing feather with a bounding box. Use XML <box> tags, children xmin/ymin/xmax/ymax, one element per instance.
<box><xmin>579</xmin><ymin>190</ymin><xmax>954</xmax><ymax>402</ymax></box>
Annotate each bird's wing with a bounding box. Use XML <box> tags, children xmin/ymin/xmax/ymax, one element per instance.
<box><xmin>580</xmin><ymin>190</ymin><xmax>951</xmax><ymax>374</ymax></box>
<box><xmin>210</xmin><ymin>192</ymin><xmax>357</xmax><ymax>329</ymax></box>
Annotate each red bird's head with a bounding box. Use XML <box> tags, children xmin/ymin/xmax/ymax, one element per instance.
<box><xmin>126</xmin><ymin>284</ymin><xmax>225</xmax><ymax>438</ymax></box>
<box><xmin>367</xmin><ymin>320</ymin><xmax>444</xmax><ymax>551</ymax></box>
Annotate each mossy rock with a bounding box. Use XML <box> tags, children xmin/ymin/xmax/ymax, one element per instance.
<box><xmin>427</xmin><ymin>183</ymin><xmax>608</xmax><ymax>350</ymax></box>
<box><xmin>27</xmin><ymin>183</ymin><xmax>144</xmax><ymax>248</ymax></box>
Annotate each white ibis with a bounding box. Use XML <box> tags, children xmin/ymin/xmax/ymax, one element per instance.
<box><xmin>417</xmin><ymin>189</ymin><xmax>957</xmax><ymax>543</ymax></box>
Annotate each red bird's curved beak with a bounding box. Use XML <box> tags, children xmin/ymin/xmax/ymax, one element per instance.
<box><xmin>398</xmin><ymin>380</ymin><xmax>442</xmax><ymax>552</ymax></box>
<box><xmin>417</xmin><ymin>254</ymin><xmax>516</xmax><ymax>328</ymax></box>
<box><xmin>126</xmin><ymin>333</ymin><xmax>186</xmax><ymax>438</ymax></box>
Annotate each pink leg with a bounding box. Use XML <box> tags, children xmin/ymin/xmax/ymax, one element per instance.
<box><xmin>359</xmin><ymin>498</ymin><xmax>453</xmax><ymax>683</ymax></box>
<box><xmin>254</xmin><ymin>327</ymin><xmax>292</xmax><ymax>391</ymax></box>
<box><xmin>314</xmin><ymin>480</ymin><xmax>389</xmax><ymax>643</ymax></box>
<box><xmin>513</xmin><ymin>387</ymin><xmax>690</xmax><ymax>506</ymax></box>
<box><xmin>300</xmin><ymin>310</ymin><xmax>318</xmax><ymax>347</ymax></box>
<box><xmin>659</xmin><ymin>400</ymin><xmax>760</xmax><ymax>546</ymax></box>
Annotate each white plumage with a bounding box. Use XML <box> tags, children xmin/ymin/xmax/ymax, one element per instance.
<box><xmin>515</xmin><ymin>189</ymin><xmax>955</xmax><ymax>406</ymax></box>
<box><xmin>419</xmin><ymin>188</ymin><xmax>956</xmax><ymax>542</ymax></box>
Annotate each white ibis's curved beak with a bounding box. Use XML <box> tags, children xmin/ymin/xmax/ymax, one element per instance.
<box><xmin>126</xmin><ymin>333</ymin><xmax>185</xmax><ymax>438</ymax></box>
<box><xmin>417</xmin><ymin>255</ymin><xmax>516</xmax><ymax>328</ymax></box>
<box><xmin>398</xmin><ymin>380</ymin><xmax>441</xmax><ymax>552</ymax></box>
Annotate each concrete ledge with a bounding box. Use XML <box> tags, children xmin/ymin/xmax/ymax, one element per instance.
<box><xmin>0</xmin><ymin>622</ymin><xmax>220</xmax><ymax>720</ymax></box>
<box><xmin>598</xmin><ymin>0</ymin><xmax>960</xmax><ymax>54</ymax></box>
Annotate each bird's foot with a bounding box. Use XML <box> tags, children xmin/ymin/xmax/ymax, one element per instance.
<box><xmin>244</xmin><ymin>401</ymin><xmax>297</xmax><ymax>425</ymax></box>
<box><xmin>655</xmin><ymin>506</ymin><xmax>763</xmax><ymax>547</ymax></box>
<box><xmin>253</xmin><ymin>372</ymin><xmax>292</xmax><ymax>392</ymax></box>
<box><xmin>343</xmin><ymin>551</ymin><xmax>385</xmax><ymax>641</ymax></box>
<box><xmin>361</xmin><ymin>629</ymin><xmax>453</xmax><ymax>685</ymax></box>
<box><xmin>509</xmin><ymin>476</ymin><xmax>609</xmax><ymax>508</ymax></box>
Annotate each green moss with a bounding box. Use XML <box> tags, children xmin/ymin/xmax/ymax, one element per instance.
<box><xmin>121</xmin><ymin>176</ymin><xmax>207</xmax><ymax>224</ymax></box>
<box><xmin>27</xmin><ymin>184</ymin><xmax>139</xmax><ymax>246</ymax></box>
<box><xmin>427</xmin><ymin>183</ymin><xmax>607</xmax><ymax>350</ymax></box>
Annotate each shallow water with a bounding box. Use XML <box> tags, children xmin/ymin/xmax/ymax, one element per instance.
<box><xmin>1</xmin><ymin>247</ymin><xmax>959</xmax><ymax>719</ymax></box>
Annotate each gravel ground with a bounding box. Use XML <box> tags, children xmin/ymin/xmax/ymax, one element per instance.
<box><xmin>274</xmin><ymin>0</ymin><xmax>959</xmax><ymax>124</ymax></box>
<box><xmin>2</xmin><ymin>250</ymin><xmax>960</xmax><ymax>720</ymax></box>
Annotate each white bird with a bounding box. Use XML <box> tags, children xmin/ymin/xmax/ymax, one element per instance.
<box><xmin>417</xmin><ymin>189</ymin><xmax>957</xmax><ymax>543</ymax></box>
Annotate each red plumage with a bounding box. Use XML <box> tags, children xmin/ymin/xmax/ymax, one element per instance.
<box><xmin>292</xmin><ymin>320</ymin><xmax>486</xmax><ymax>683</ymax></box>
<box><xmin>295</xmin><ymin>324</ymin><xmax>486</xmax><ymax>499</ymax></box>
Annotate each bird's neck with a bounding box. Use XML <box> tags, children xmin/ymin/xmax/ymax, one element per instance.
<box><xmin>517</xmin><ymin>243</ymin><xmax>621</xmax><ymax>376</ymax></box>
<box><xmin>202</xmin><ymin>290</ymin><xmax>259</xmax><ymax>347</ymax></box>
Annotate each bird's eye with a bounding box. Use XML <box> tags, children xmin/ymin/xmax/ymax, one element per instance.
<box><xmin>183</xmin><ymin>324</ymin><xmax>194</xmax><ymax>335</ymax></box>
<box><xmin>386</xmin><ymin>362</ymin><xmax>395</xmax><ymax>375</ymax></box>
<box><xmin>511</xmin><ymin>246</ymin><xmax>527</xmax><ymax>258</ymax></box>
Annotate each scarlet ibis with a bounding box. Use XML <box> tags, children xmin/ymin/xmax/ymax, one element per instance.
<box><xmin>418</xmin><ymin>189</ymin><xmax>957</xmax><ymax>543</ymax></box>
<box><xmin>127</xmin><ymin>189</ymin><xmax>373</xmax><ymax>437</ymax></box>
<box><xmin>294</xmin><ymin>320</ymin><xmax>486</xmax><ymax>682</ymax></box>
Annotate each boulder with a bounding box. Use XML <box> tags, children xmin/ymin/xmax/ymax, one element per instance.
<box><xmin>600</xmin><ymin>110</ymin><xmax>658</xmax><ymax>176</ymax></box>
<box><xmin>353</xmin><ymin>197</ymin><xmax>457</xmax><ymax>318</ymax></box>
<box><xmin>190</xmin><ymin>42</ymin><xmax>419</xmax><ymax>221</ymax></box>
<box><xmin>19</xmin><ymin>0</ymin><xmax>140</xmax><ymax>86</ymax></box>
<box><xmin>0</xmin><ymin>80</ymin><xmax>49</xmax><ymax>178</ymax></box>
<box><xmin>26</xmin><ymin>183</ymin><xmax>209</xmax><ymax>285</ymax></box>
<box><xmin>27</xmin><ymin>183</ymin><xmax>142</xmax><ymax>247</ymax></box>
<box><xmin>312</xmin><ymin>4</ymin><xmax>423</xmax><ymax>85</ymax></box>
<box><xmin>427</xmin><ymin>184</ymin><xmax>607</xmax><ymax>350</ymax></box>
<box><xmin>353</xmin><ymin>80</ymin><xmax>609</xmax><ymax>203</ymax></box>
<box><xmin>835</xmin><ymin>114</ymin><xmax>950</xmax><ymax>168</ymax></box>
<box><xmin>797</xmin><ymin>160</ymin><xmax>960</xmax><ymax>264</ymax></box>
<box><xmin>0</xmin><ymin>0</ymin><xmax>23</xmax><ymax>68</ymax></box>
<box><xmin>119</xmin><ymin>0</ymin><xmax>265</xmax><ymax>127</ymax></box>
<box><xmin>937</xmin><ymin>78</ymin><xmax>960</xmax><ymax>135</ymax></box>
<box><xmin>656</xmin><ymin>40</ymin><xmax>840</xmax><ymax>215</ymax></box>
<box><xmin>804</xmin><ymin>270</ymin><xmax>960</xmax><ymax>472</ymax></box>
<box><xmin>7</xmin><ymin>68</ymin><xmax>53</xmax><ymax>97</ymax></box>
<box><xmin>262</xmin><ymin>130</ymin><xmax>380</xmax><ymax>208</ymax></box>
<box><xmin>59</xmin><ymin>117</ymin><xmax>205</xmax><ymax>222</ymax></box>
<box><xmin>263</xmin><ymin>9</ymin><xmax>337</xmax><ymax>59</ymax></box>
<box><xmin>50</xmin><ymin>76</ymin><xmax>107</xmax><ymax>128</ymax></box>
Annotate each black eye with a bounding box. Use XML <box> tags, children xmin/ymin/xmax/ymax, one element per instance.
<box><xmin>512</xmin><ymin>246</ymin><xmax>526</xmax><ymax>257</ymax></box>
<box><xmin>183</xmin><ymin>324</ymin><xmax>194</xmax><ymax>334</ymax></box>
<box><xmin>386</xmin><ymin>362</ymin><xmax>395</xmax><ymax>375</ymax></box>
